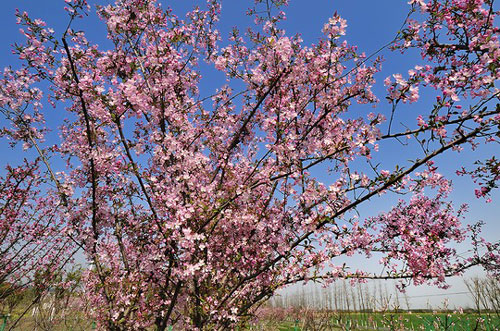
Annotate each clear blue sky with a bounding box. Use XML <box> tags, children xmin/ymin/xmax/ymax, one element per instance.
<box><xmin>0</xmin><ymin>0</ymin><xmax>497</xmax><ymax>308</ymax></box>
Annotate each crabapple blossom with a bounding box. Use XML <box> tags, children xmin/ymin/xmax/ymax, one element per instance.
<box><xmin>0</xmin><ymin>0</ymin><xmax>498</xmax><ymax>329</ymax></box>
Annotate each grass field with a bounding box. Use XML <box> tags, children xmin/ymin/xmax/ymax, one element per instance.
<box><xmin>250</xmin><ymin>311</ymin><xmax>500</xmax><ymax>330</ymax></box>
<box><xmin>335</xmin><ymin>312</ymin><xmax>500</xmax><ymax>330</ymax></box>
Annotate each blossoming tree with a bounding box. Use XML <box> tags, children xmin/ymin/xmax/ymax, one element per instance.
<box><xmin>0</xmin><ymin>161</ymin><xmax>70</xmax><ymax>313</ymax></box>
<box><xmin>0</xmin><ymin>0</ymin><xmax>498</xmax><ymax>329</ymax></box>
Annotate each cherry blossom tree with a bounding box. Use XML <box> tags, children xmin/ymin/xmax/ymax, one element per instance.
<box><xmin>0</xmin><ymin>0</ymin><xmax>498</xmax><ymax>329</ymax></box>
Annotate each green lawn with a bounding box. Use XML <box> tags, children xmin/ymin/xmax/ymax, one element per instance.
<box><xmin>254</xmin><ymin>312</ymin><xmax>500</xmax><ymax>330</ymax></box>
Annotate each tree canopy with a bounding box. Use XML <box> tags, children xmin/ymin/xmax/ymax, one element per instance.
<box><xmin>0</xmin><ymin>0</ymin><xmax>498</xmax><ymax>329</ymax></box>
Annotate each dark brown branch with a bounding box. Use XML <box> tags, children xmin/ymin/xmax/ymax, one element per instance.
<box><xmin>61</xmin><ymin>37</ymin><xmax>98</xmax><ymax>241</ymax></box>
<box><xmin>380</xmin><ymin>102</ymin><xmax>499</xmax><ymax>140</ymax></box>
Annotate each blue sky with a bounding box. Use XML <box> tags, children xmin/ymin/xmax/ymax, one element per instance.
<box><xmin>0</xmin><ymin>0</ymin><xmax>498</xmax><ymax>308</ymax></box>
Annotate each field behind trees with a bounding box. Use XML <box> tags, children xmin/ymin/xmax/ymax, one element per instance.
<box><xmin>254</xmin><ymin>276</ymin><xmax>500</xmax><ymax>330</ymax></box>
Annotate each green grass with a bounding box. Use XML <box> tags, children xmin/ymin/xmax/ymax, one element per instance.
<box><xmin>257</xmin><ymin>312</ymin><xmax>500</xmax><ymax>330</ymax></box>
<box><xmin>343</xmin><ymin>312</ymin><xmax>500</xmax><ymax>330</ymax></box>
